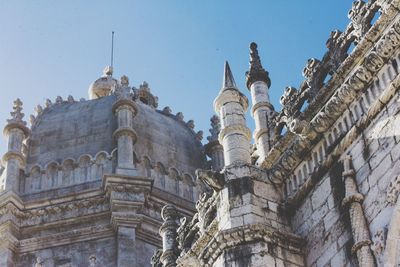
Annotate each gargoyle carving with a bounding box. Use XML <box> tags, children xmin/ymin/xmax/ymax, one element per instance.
<box><xmin>195</xmin><ymin>169</ymin><xmax>225</xmax><ymax>191</ymax></box>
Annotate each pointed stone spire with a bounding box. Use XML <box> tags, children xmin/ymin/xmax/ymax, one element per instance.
<box><xmin>246</xmin><ymin>42</ymin><xmax>271</xmax><ymax>89</ymax></box>
<box><xmin>221</xmin><ymin>61</ymin><xmax>237</xmax><ymax>91</ymax></box>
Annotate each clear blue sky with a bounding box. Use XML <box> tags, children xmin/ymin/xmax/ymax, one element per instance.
<box><xmin>0</xmin><ymin>1</ymin><xmax>350</xmax><ymax>157</ymax></box>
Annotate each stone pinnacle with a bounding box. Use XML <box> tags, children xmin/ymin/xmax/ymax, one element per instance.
<box><xmin>246</xmin><ymin>42</ymin><xmax>271</xmax><ymax>89</ymax></box>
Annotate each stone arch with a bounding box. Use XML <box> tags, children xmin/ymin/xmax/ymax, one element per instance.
<box><xmin>30</xmin><ymin>165</ymin><xmax>42</xmax><ymax>192</ymax></box>
<box><xmin>61</xmin><ymin>158</ymin><xmax>75</xmax><ymax>186</ymax></box>
<box><xmin>78</xmin><ymin>154</ymin><xmax>92</xmax><ymax>182</ymax></box>
<box><xmin>94</xmin><ymin>151</ymin><xmax>108</xmax><ymax>181</ymax></box>
<box><xmin>182</xmin><ymin>173</ymin><xmax>195</xmax><ymax>200</ymax></box>
<box><xmin>45</xmin><ymin>162</ymin><xmax>59</xmax><ymax>189</ymax></box>
<box><xmin>168</xmin><ymin>167</ymin><xmax>180</xmax><ymax>195</ymax></box>
<box><xmin>143</xmin><ymin>156</ymin><xmax>152</xmax><ymax>177</ymax></box>
<box><xmin>154</xmin><ymin>162</ymin><xmax>167</xmax><ymax>188</ymax></box>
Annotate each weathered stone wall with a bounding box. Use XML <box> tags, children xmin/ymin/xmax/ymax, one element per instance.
<box><xmin>290</xmin><ymin>53</ymin><xmax>400</xmax><ymax>266</ymax></box>
<box><xmin>17</xmin><ymin>237</ymin><xmax>117</xmax><ymax>267</ymax></box>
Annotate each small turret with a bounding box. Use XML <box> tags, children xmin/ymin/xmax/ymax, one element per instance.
<box><xmin>214</xmin><ymin>61</ymin><xmax>251</xmax><ymax>166</ymax></box>
<box><xmin>245</xmin><ymin>42</ymin><xmax>275</xmax><ymax>164</ymax></box>
<box><xmin>112</xmin><ymin>75</ymin><xmax>138</xmax><ymax>175</ymax></box>
<box><xmin>2</xmin><ymin>99</ymin><xmax>30</xmax><ymax>192</ymax></box>
<box><xmin>204</xmin><ymin>115</ymin><xmax>224</xmax><ymax>171</ymax></box>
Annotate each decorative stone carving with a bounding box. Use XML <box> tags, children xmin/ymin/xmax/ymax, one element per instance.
<box><xmin>162</xmin><ymin>106</ymin><xmax>172</xmax><ymax>115</ymax></box>
<box><xmin>342</xmin><ymin>156</ymin><xmax>375</xmax><ymax>267</ymax></box>
<box><xmin>88</xmin><ymin>255</ymin><xmax>97</xmax><ymax>267</ymax></box>
<box><xmin>348</xmin><ymin>0</ymin><xmax>369</xmax><ymax>41</ymax></box>
<box><xmin>195</xmin><ymin>131</ymin><xmax>203</xmax><ymax>142</ymax></box>
<box><xmin>325</xmin><ymin>30</ymin><xmax>349</xmax><ymax>71</ymax></box>
<box><xmin>7</xmin><ymin>98</ymin><xmax>26</xmax><ymax>125</ymax></box>
<box><xmin>55</xmin><ymin>96</ymin><xmax>63</xmax><ymax>104</ymax></box>
<box><xmin>245</xmin><ymin>42</ymin><xmax>271</xmax><ymax>89</ymax></box>
<box><xmin>176</xmin><ymin>112</ymin><xmax>184</xmax><ymax>121</ymax></box>
<box><xmin>195</xmin><ymin>169</ymin><xmax>224</xmax><ymax>191</ymax></box>
<box><xmin>151</xmin><ymin>249</ymin><xmax>163</xmax><ymax>267</ymax></box>
<box><xmin>207</xmin><ymin>115</ymin><xmax>220</xmax><ymax>142</ymax></box>
<box><xmin>34</xmin><ymin>257</ymin><xmax>43</xmax><ymax>267</ymax></box>
<box><xmin>44</xmin><ymin>99</ymin><xmax>52</xmax><ymax>108</ymax></box>
<box><xmin>371</xmin><ymin>228</ymin><xmax>386</xmax><ymax>262</ymax></box>
<box><xmin>67</xmin><ymin>95</ymin><xmax>75</xmax><ymax>103</ymax></box>
<box><xmin>275</xmin><ymin>86</ymin><xmax>309</xmax><ymax>138</ymax></box>
<box><xmin>186</xmin><ymin>120</ymin><xmax>194</xmax><ymax>130</ymax></box>
<box><xmin>177</xmin><ymin>215</ymin><xmax>200</xmax><ymax>253</ymax></box>
<box><xmin>134</xmin><ymin>81</ymin><xmax>159</xmax><ymax>108</ymax></box>
<box><xmin>387</xmin><ymin>175</ymin><xmax>400</xmax><ymax>205</ymax></box>
<box><xmin>159</xmin><ymin>205</ymin><xmax>179</xmax><ymax>267</ymax></box>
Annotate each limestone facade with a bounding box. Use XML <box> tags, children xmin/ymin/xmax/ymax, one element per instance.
<box><xmin>154</xmin><ymin>0</ymin><xmax>400</xmax><ymax>266</ymax></box>
<box><xmin>1</xmin><ymin>0</ymin><xmax>400</xmax><ymax>266</ymax></box>
<box><xmin>0</xmin><ymin>67</ymin><xmax>206</xmax><ymax>266</ymax></box>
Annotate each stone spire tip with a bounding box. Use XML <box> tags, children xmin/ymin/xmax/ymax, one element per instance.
<box><xmin>222</xmin><ymin>61</ymin><xmax>237</xmax><ymax>91</ymax></box>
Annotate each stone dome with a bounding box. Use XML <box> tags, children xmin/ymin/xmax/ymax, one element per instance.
<box><xmin>26</xmin><ymin>93</ymin><xmax>206</xmax><ymax>177</ymax></box>
<box><xmin>88</xmin><ymin>66</ymin><xmax>118</xmax><ymax>99</ymax></box>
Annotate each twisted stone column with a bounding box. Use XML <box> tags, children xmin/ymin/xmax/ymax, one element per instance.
<box><xmin>342</xmin><ymin>156</ymin><xmax>375</xmax><ymax>267</ymax></box>
<box><xmin>159</xmin><ymin>205</ymin><xmax>179</xmax><ymax>267</ymax></box>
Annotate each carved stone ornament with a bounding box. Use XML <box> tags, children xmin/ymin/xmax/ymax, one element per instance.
<box><xmin>275</xmin><ymin>86</ymin><xmax>309</xmax><ymax>138</ymax></box>
<box><xmin>195</xmin><ymin>169</ymin><xmax>224</xmax><ymax>191</ymax></box>
<box><xmin>387</xmin><ymin>175</ymin><xmax>400</xmax><ymax>205</ymax></box>
<box><xmin>371</xmin><ymin>228</ymin><xmax>386</xmax><ymax>261</ymax></box>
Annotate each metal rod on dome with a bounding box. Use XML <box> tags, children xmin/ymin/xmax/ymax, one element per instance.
<box><xmin>111</xmin><ymin>31</ymin><xmax>115</xmax><ymax>73</ymax></box>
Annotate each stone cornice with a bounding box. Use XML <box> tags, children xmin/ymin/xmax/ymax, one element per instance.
<box><xmin>3</xmin><ymin>122</ymin><xmax>30</xmax><ymax>138</ymax></box>
<box><xmin>213</xmin><ymin>88</ymin><xmax>249</xmax><ymax>112</ymax></box>
<box><xmin>177</xmin><ymin>222</ymin><xmax>304</xmax><ymax>267</ymax></box>
<box><xmin>286</xmin><ymin>72</ymin><xmax>400</xmax><ymax>208</ymax></box>
<box><xmin>112</xmin><ymin>98</ymin><xmax>138</xmax><ymax>115</ymax></box>
<box><xmin>112</xmin><ymin>127</ymin><xmax>138</xmax><ymax>142</ymax></box>
<box><xmin>262</xmin><ymin>10</ymin><xmax>400</xmax><ymax>183</ymax></box>
<box><xmin>19</xmin><ymin>224</ymin><xmax>114</xmax><ymax>253</ymax></box>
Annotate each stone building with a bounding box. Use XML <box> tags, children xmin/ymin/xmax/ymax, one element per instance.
<box><xmin>1</xmin><ymin>0</ymin><xmax>400</xmax><ymax>267</ymax></box>
<box><xmin>153</xmin><ymin>0</ymin><xmax>400</xmax><ymax>266</ymax></box>
<box><xmin>0</xmin><ymin>67</ymin><xmax>206</xmax><ymax>266</ymax></box>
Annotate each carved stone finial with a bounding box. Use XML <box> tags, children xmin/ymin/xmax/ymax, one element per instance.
<box><xmin>195</xmin><ymin>130</ymin><xmax>203</xmax><ymax>141</ymax></box>
<box><xmin>67</xmin><ymin>95</ymin><xmax>75</xmax><ymax>103</ymax></box>
<box><xmin>35</xmin><ymin>105</ymin><xmax>43</xmax><ymax>115</ymax></box>
<box><xmin>186</xmin><ymin>120</ymin><xmax>195</xmax><ymax>130</ymax></box>
<box><xmin>162</xmin><ymin>106</ymin><xmax>172</xmax><ymax>115</ymax></box>
<box><xmin>55</xmin><ymin>96</ymin><xmax>63</xmax><ymax>104</ymax></box>
<box><xmin>207</xmin><ymin>115</ymin><xmax>221</xmax><ymax>142</ymax></box>
<box><xmin>246</xmin><ymin>42</ymin><xmax>271</xmax><ymax>89</ymax></box>
<box><xmin>176</xmin><ymin>112</ymin><xmax>184</xmax><ymax>121</ymax></box>
<box><xmin>221</xmin><ymin>61</ymin><xmax>237</xmax><ymax>91</ymax></box>
<box><xmin>120</xmin><ymin>75</ymin><xmax>129</xmax><ymax>86</ymax></box>
<box><xmin>140</xmin><ymin>81</ymin><xmax>149</xmax><ymax>91</ymax></box>
<box><xmin>135</xmin><ymin>81</ymin><xmax>158</xmax><ymax>108</ymax></box>
<box><xmin>103</xmin><ymin>66</ymin><xmax>113</xmax><ymax>77</ymax></box>
<box><xmin>7</xmin><ymin>98</ymin><xmax>26</xmax><ymax>125</ymax></box>
<box><xmin>45</xmin><ymin>99</ymin><xmax>52</xmax><ymax>108</ymax></box>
